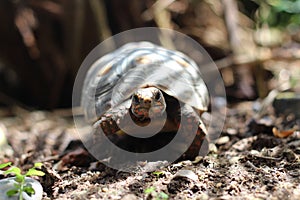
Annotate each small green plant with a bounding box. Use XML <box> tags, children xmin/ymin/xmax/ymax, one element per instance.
<box><xmin>0</xmin><ymin>162</ymin><xmax>45</xmax><ymax>200</ymax></box>
<box><xmin>152</xmin><ymin>171</ymin><xmax>165</xmax><ymax>178</ymax></box>
<box><xmin>144</xmin><ymin>186</ymin><xmax>169</xmax><ymax>200</ymax></box>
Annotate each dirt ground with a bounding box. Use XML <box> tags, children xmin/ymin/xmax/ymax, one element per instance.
<box><xmin>0</xmin><ymin>100</ymin><xmax>299</xmax><ymax>200</ymax></box>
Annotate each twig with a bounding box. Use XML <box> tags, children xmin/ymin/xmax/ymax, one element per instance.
<box><xmin>221</xmin><ymin>0</ymin><xmax>256</xmax><ymax>98</ymax></box>
<box><xmin>141</xmin><ymin>0</ymin><xmax>176</xmax><ymax>21</ymax></box>
<box><xmin>69</xmin><ymin>0</ymin><xmax>85</xmax><ymax>69</ymax></box>
<box><xmin>222</xmin><ymin>0</ymin><xmax>240</xmax><ymax>54</ymax></box>
<box><xmin>214</xmin><ymin>45</ymin><xmax>300</xmax><ymax>69</ymax></box>
<box><xmin>89</xmin><ymin>0</ymin><xmax>112</xmax><ymax>41</ymax></box>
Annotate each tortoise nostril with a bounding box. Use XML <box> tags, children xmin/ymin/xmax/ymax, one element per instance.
<box><xmin>144</xmin><ymin>99</ymin><xmax>151</xmax><ymax>105</ymax></box>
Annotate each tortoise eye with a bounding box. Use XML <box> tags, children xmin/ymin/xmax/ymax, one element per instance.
<box><xmin>154</xmin><ymin>91</ymin><xmax>161</xmax><ymax>101</ymax></box>
<box><xmin>132</xmin><ymin>94</ymin><xmax>139</xmax><ymax>103</ymax></box>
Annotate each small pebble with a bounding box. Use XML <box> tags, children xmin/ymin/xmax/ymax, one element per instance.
<box><xmin>216</xmin><ymin>182</ymin><xmax>222</xmax><ymax>188</ymax></box>
<box><xmin>209</xmin><ymin>143</ymin><xmax>218</xmax><ymax>153</ymax></box>
<box><xmin>250</xmin><ymin>150</ymin><xmax>260</xmax><ymax>155</ymax></box>
<box><xmin>174</xmin><ymin>169</ymin><xmax>198</xmax><ymax>182</ymax></box>
<box><xmin>226</xmin><ymin>128</ymin><xmax>237</xmax><ymax>135</ymax></box>
<box><xmin>121</xmin><ymin>194</ymin><xmax>138</xmax><ymax>200</ymax></box>
<box><xmin>216</xmin><ymin>136</ymin><xmax>230</xmax><ymax>145</ymax></box>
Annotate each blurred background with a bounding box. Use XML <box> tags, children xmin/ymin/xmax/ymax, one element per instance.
<box><xmin>0</xmin><ymin>0</ymin><xmax>299</xmax><ymax>110</ymax></box>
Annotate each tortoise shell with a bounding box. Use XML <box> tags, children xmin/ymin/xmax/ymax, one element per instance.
<box><xmin>82</xmin><ymin>42</ymin><xmax>209</xmax><ymax>123</ymax></box>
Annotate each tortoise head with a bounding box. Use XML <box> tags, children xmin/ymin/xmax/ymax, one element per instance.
<box><xmin>130</xmin><ymin>87</ymin><xmax>166</xmax><ymax>120</ymax></box>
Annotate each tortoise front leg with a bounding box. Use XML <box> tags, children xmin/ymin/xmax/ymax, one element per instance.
<box><xmin>176</xmin><ymin>105</ymin><xmax>208</xmax><ymax>161</ymax></box>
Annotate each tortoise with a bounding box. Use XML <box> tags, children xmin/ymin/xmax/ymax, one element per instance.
<box><xmin>81</xmin><ymin>42</ymin><xmax>209</xmax><ymax>162</ymax></box>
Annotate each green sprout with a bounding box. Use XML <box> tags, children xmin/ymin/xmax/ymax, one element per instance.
<box><xmin>152</xmin><ymin>171</ymin><xmax>165</xmax><ymax>177</ymax></box>
<box><xmin>144</xmin><ymin>186</ymin><xmax>169</xmax><ymax>200</ymax></box>
<box><xmin>0</xmin><ymin>162</ymin><xmax>45</xmax><ymax>200</ymax></box>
